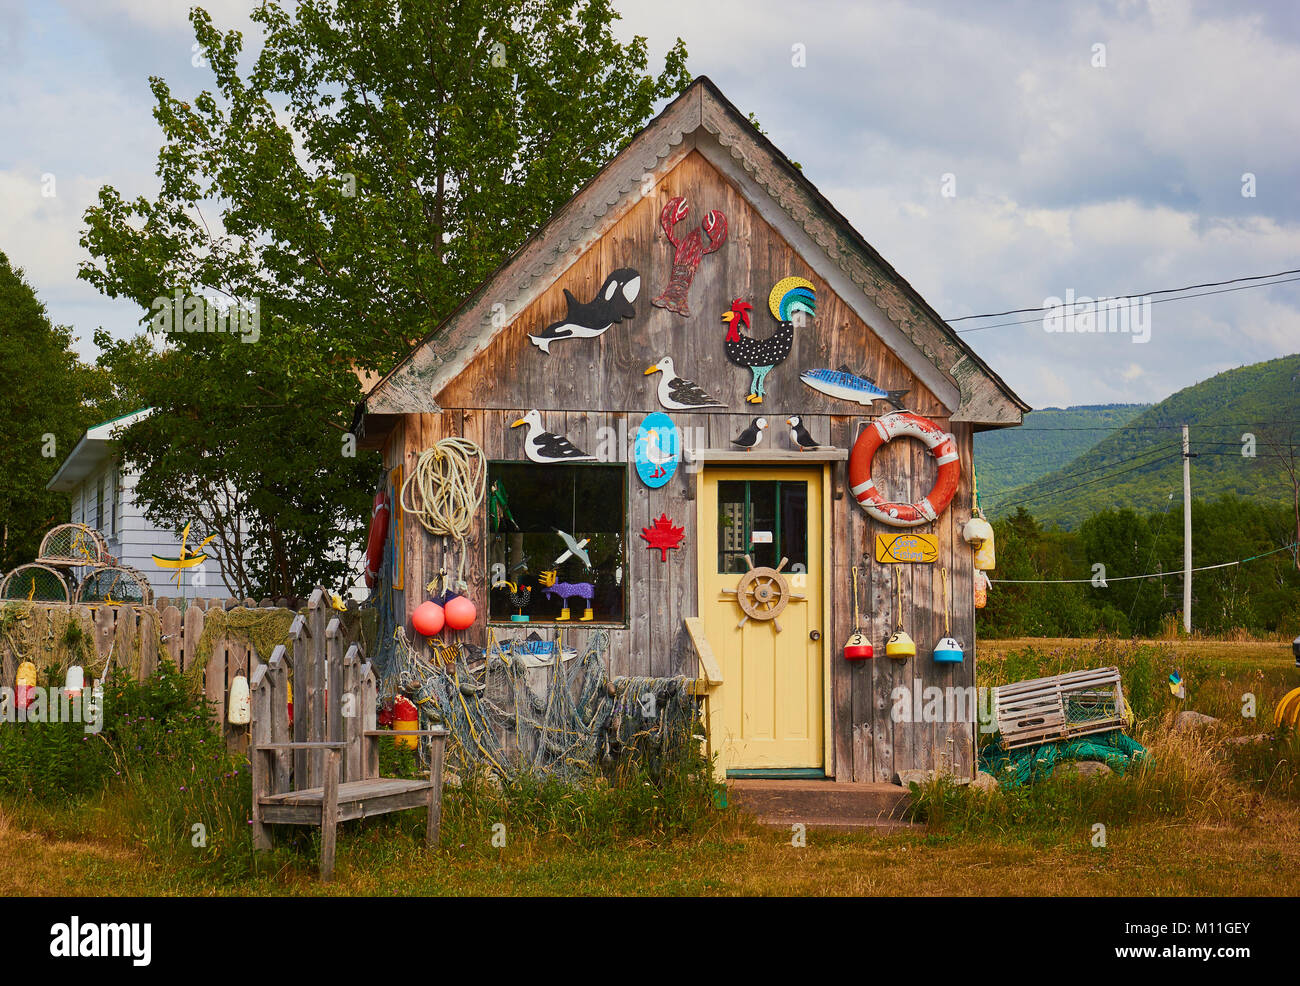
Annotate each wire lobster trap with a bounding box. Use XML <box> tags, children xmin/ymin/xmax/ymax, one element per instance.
<box><xmin>0</xmin><ymin>563</ymin><xmax>73</xmax><ymax>604</ymax></box>
<box><xmin>993</xmin><ymin>666</ymin><xmax>1128</xmax><ymax>750</ymax></box>
<box><xmin>36</xmin><ymin>523</ymin><xmax>110</xmax><ymax>567</ymax></box>
<box><xmin>75</xmin><ymin>566</ymin><xmax>153</xmax><ymax>606</ymax></box>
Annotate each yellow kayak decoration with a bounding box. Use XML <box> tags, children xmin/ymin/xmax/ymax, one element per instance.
<box><xmin>152</xmin><ymin>522</ymin><xmax>217</xmax><ymax>587</ymax></box>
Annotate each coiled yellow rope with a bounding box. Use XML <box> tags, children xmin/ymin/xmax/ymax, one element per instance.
<box><xmin>399</xmin><ymin>437</ymin><xmax>486</xmax><ymax>589</ymax></box>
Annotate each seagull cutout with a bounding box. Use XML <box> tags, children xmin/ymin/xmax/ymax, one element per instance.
<box><xmin>644</xmin><ymin>356</ymin><xmax>725</xmax><ymax>410</ymax></box>
<box><xmin>643</xmin><ymin>427</ymin><xmax>675</xmax><ymax>478</ymax></box>
<box><xmin>554</xmin><ymin>528</ymin><xmax>592</xmax><ymax>568</ymax></box>
<box><xmin>510</xmin><ymin>409</ymin><xmax>595</xmax><ymax>463</ymax></box>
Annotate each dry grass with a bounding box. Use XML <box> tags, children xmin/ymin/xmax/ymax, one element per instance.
<box><xmin>1</xmin><ymin>805</ymin><xmax>1298</xmax><ymax>896</ymax></box>
<box><xmin>2</xmin><ymin>634</ymin><xmax>1296</xmax><ymax>896</ymax></box>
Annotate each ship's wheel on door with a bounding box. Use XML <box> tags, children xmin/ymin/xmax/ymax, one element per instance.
<box><xmin>721</xmin><ymin>555</ymin><xmax>804</xmax><ymax>632</ymax></box>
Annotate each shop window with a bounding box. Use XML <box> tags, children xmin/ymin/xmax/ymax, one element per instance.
<box><xmin>486</xmin><ymin>462</ymin><xmax>627</xmax><ymax>625</ymax></box>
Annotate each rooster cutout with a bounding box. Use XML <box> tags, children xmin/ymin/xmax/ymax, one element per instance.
<box><xmin>640</xmin><ymin>514</ymin><xmax>685</xmax><ymax>561</ymax></box>
<box><xmin>721</xmin><ymin>277</ymin><xmax>816</xmax><ymax>403</ymax></box>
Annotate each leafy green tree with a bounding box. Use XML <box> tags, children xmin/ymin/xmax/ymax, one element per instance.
<box><xmin>0</xmin><ymin>252</ymin><xmax>103</xmax><ymax>571</ymax></box>
<box><xmin>78</xmin><ymin>1</ymin><xmax>691</xmax><ymax>596</ymax></box>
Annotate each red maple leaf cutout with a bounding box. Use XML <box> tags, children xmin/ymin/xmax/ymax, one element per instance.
<box><xmin>640</xmin><ymin>513</ymin><xmax>685</xmax><ymax>561</ymax></box>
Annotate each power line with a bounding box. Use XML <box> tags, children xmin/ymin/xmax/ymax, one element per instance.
<box><xmin>953</xmin><ymin>275</ymin><xmax>1300</xmax><ymax>333</ymax></box>
<box><xmin>983</xmin><ymin>442</ymin><xmax>1179</xmax><ymax>504</ymax></box>
<box><xmin>990</xmin><ymin>541</ymin><xmax>1299</xmax><ymax>585</ymax></box>
<box><xmin>945</xmin><ymin>266</ymin><xmax>1300</xmax><ymax>323</ymax></box>
<box><xmin>1010</xmin><ymin>423</ymin><xmax>1300</xmax><ymax>431</ymax></box>
<box><xmin>987</xmin><ymin>447</ymin><xmax>1181</xmax><ymax>508</ymax></box>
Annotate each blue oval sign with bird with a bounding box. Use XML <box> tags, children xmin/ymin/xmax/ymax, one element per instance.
<box><xmin>634</xmin><ymin>413</ymin><xmax>680</xmax><ymax>489</ymax></box>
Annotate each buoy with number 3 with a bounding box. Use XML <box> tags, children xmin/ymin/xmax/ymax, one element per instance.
<box><xmin>844</xmin><ymin>564</ymin><xmax>873</xmax><ymax>660</ymax></box>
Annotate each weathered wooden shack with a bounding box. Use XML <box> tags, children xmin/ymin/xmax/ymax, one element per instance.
<box><xmin>356</xmin><ymin>77</ymin><xmax>1026</xmax><ymax>783</ymax></box>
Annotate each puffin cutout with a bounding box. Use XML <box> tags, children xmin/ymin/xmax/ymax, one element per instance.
<box><xmin>644</xmin><ymin>356</ymin><xmax>725</xmax><ymax>410</ymax></box>
<box><xmin>731</xmin><ymin>417</ymin><xmax>768</xmax><ymax>451</ymax></box>
<box><xmin>528</xmin><ymin>268</ymin><xmax>640</xmax><ymax>354</ymax></box>
<box><xmin>510</xmin><ymin>409</ymin><xmax>596</xmax><ymax>463</ymax></box>
<box><xmin>787</xmin><ymin>415</ymin><xmax>830</xmax><ymax>451</ymax></box>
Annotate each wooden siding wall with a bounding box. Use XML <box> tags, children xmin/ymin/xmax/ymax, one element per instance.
<box><xmin>381</xmin><ymin>150</ymin><xmax>978</xmax><ymax>781</ymax></box>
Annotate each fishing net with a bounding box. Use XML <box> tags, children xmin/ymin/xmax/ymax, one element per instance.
<box><xmin>0</xmin><ymin>601</ymin><xmax>157</xmax><ymax>683</ymax></box>
<box><xmin>979</xmin><ymin>730</ymin><xmax>1148</xmax><ymax>788</ymax></box>
<box><xmin>186</xmin><ymin>605</ymin><xmax>295</xmax><ymax>693</ymax></box>
<box><xmin>76</xmin><ymin>566</ymin><xmax>153</xmax><ymax>606</ymax></box>
<box><xmin>0</xmin><ymin>564</ymin><xmax>72</xmax><ymax>604</ymax></box>
<box><xmin>36</xmin><ymin>523</ymin><xmax>109</xmax><ymax>566</ymax></box>
<box><xmin>382</xmin><ymin>625</ymin><xmax>697</xmax><ymax>782</ymax></box>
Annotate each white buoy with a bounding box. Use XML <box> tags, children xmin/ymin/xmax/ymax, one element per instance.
<box><xmin>64</xmin><ymin>665</ymin><xmax>84</xmax><ymax>698</ymax></box>
<box><xmin>228</xmin><ymin>674</ymin><xmax>251</xmax><ymax>725</ymax></box>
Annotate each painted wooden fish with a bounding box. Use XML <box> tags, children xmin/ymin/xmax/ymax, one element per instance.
<box><xmin>799</xmin><ymin>365</ymin><xmax>909</xmax><ymax>409</ymax></box>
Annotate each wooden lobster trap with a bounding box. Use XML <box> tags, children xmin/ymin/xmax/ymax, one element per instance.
<box><xmin>36</xmin><ymin>523</ymin><xmax>110</xmax><ymax>567</ymax></box>
<box><xmin>993</xmin><ymin>666</ymin><xmax>1127</xmax><ymax>750</ymax></box>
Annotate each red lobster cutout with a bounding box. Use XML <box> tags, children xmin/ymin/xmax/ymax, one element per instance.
<box><xmin>651</xmin><ymin>196</ymin><xmax>727</xmax><ymax>317</ymax></box>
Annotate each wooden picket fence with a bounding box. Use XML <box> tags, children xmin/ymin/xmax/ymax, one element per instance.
<box><xmin>0</xmin><ymin>594</ymin><xmax>354</xmax><ymax>752</ymax></box>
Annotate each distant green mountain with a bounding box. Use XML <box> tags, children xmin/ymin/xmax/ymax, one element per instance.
<box><xmin>981</xmin><ymin>354</ymin><xmax>1300</xmax><ymax>529</ymax></box>
<box><xmin>974</xmin><ymin>404</ymin><xmax>1149</xmax><ymax>508</ymax></box>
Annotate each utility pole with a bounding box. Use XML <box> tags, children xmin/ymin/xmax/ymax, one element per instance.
<box><xmin>1182</xmin><ymin>423</ymin><xmax>1193</xmax><ymax>633</ymax></box>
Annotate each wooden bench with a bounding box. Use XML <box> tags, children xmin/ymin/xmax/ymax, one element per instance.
<box><xmin>248</xmin><ymin>590</ymin><xmax>448</xmax><ymax>880</ymax></box>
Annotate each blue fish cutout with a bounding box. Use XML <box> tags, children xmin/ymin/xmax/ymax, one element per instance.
<box><xmin>800</xmin><ymin>364</ymin><xmax>909</xmax><ymax>409</ymax></box>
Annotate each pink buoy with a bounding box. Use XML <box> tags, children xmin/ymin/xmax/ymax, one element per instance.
<box><xmin>411</xmin><ymin>599</ymin><xmax>445</xmax><ymax>637</ymax></box>
<box><xmin>444</xmin><ymin>593</ymin><xmax>477</xmax><ymax>631</ymax></box>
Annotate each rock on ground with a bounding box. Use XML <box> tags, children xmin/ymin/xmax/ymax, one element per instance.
<box><xmin>970</xmin><ymin>771</ymin><xmax>999</xmax><ymax>791</ymax></box>
<box><xmin>1052</xmin><ymin>760</ymin><xmax>1114</xmax><ymax>778</ymax></box>
<box><xmin>1173</xmin><ymin>710</ymin><xmax>1221</xmax><ymax>732</ymax></box>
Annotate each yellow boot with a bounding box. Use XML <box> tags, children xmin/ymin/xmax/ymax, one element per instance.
<box><xmin>580</xmin><ymin>607</ymin><xmax>594</xmax><ymax>622</ymax></box>
<box><xmin>556</xmin><ymin>607</ymin><xmax>571</xmax><ymax>622</ymax></box>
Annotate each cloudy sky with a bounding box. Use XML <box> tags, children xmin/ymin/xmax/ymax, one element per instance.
<box><xmin>2</xmin><ymin>0</ymin><xmax>1298</xmax><ymax>409</ymax></box>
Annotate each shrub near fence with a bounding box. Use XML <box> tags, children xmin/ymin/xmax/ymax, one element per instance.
<box><xmin>0</xmin><ymin>596</ymin><xmax>359</xmax><ymax>751</ymax></box>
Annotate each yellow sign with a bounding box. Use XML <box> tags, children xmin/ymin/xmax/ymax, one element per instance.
<box><xmin>874</xmin><ymin>533</ymin><xmax>939</xmax><ymax>564</ymax></box>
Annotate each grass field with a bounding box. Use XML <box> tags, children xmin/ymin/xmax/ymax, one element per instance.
<box><xmin>3</xmin><ymin>636</ymin><xmax>1298</xmax><ymax>896</ymax></box>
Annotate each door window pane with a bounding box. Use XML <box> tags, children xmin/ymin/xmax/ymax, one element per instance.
<box><xmin>717</xmin><ymin>479</ymin><xmax>808</xmax><ymax>574</ymax></box>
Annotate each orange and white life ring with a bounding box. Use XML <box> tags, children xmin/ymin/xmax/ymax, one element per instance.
<box><xmin>364</xmin><ymin>491</ymin><xmax>390</xmax><ymax>589</ymax></box>
<box><xmin>848</xmin><ymin>411</ymin><xmax>960</xmax><ymax>528</ymax></box>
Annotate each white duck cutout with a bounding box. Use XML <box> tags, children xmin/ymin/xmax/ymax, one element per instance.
<box><xmin>510</xmin><ymin>409</ymin><xmax>596</xmax><ymax>463</ymax></box>
<box><xmin>644</xmin><ymin>356</ymin><xmax>725</xmax><ymax>410</ymax></box>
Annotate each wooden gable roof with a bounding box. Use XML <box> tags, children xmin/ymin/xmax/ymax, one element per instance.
<box><xmin>359</xmin><ymin>77</ymin><xmax>1028</xmax><ymax>429</ymax></box>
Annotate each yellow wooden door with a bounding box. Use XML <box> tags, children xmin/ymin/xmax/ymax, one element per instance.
<box><xmin>700</xmin><ymin>467</ymin><xmax>824</xmax><ymax>770</ymax></box>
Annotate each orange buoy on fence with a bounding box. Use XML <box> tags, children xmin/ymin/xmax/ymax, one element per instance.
<box><xmin>848</xmin><ymin>411</ymin><xmax>960</xmax><ymax>528</ymax></box>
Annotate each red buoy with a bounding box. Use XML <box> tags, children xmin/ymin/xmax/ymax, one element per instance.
<box><xmin>412</xmin><ymin>599</ymin><xmax>445</xmax><ymax>636</ymax></box>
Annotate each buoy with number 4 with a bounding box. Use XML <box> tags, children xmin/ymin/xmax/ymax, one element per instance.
<box><xmin>933</xmin><ymin>568</ymin><xmax>964</xmax><ymax>663</ymax></box>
